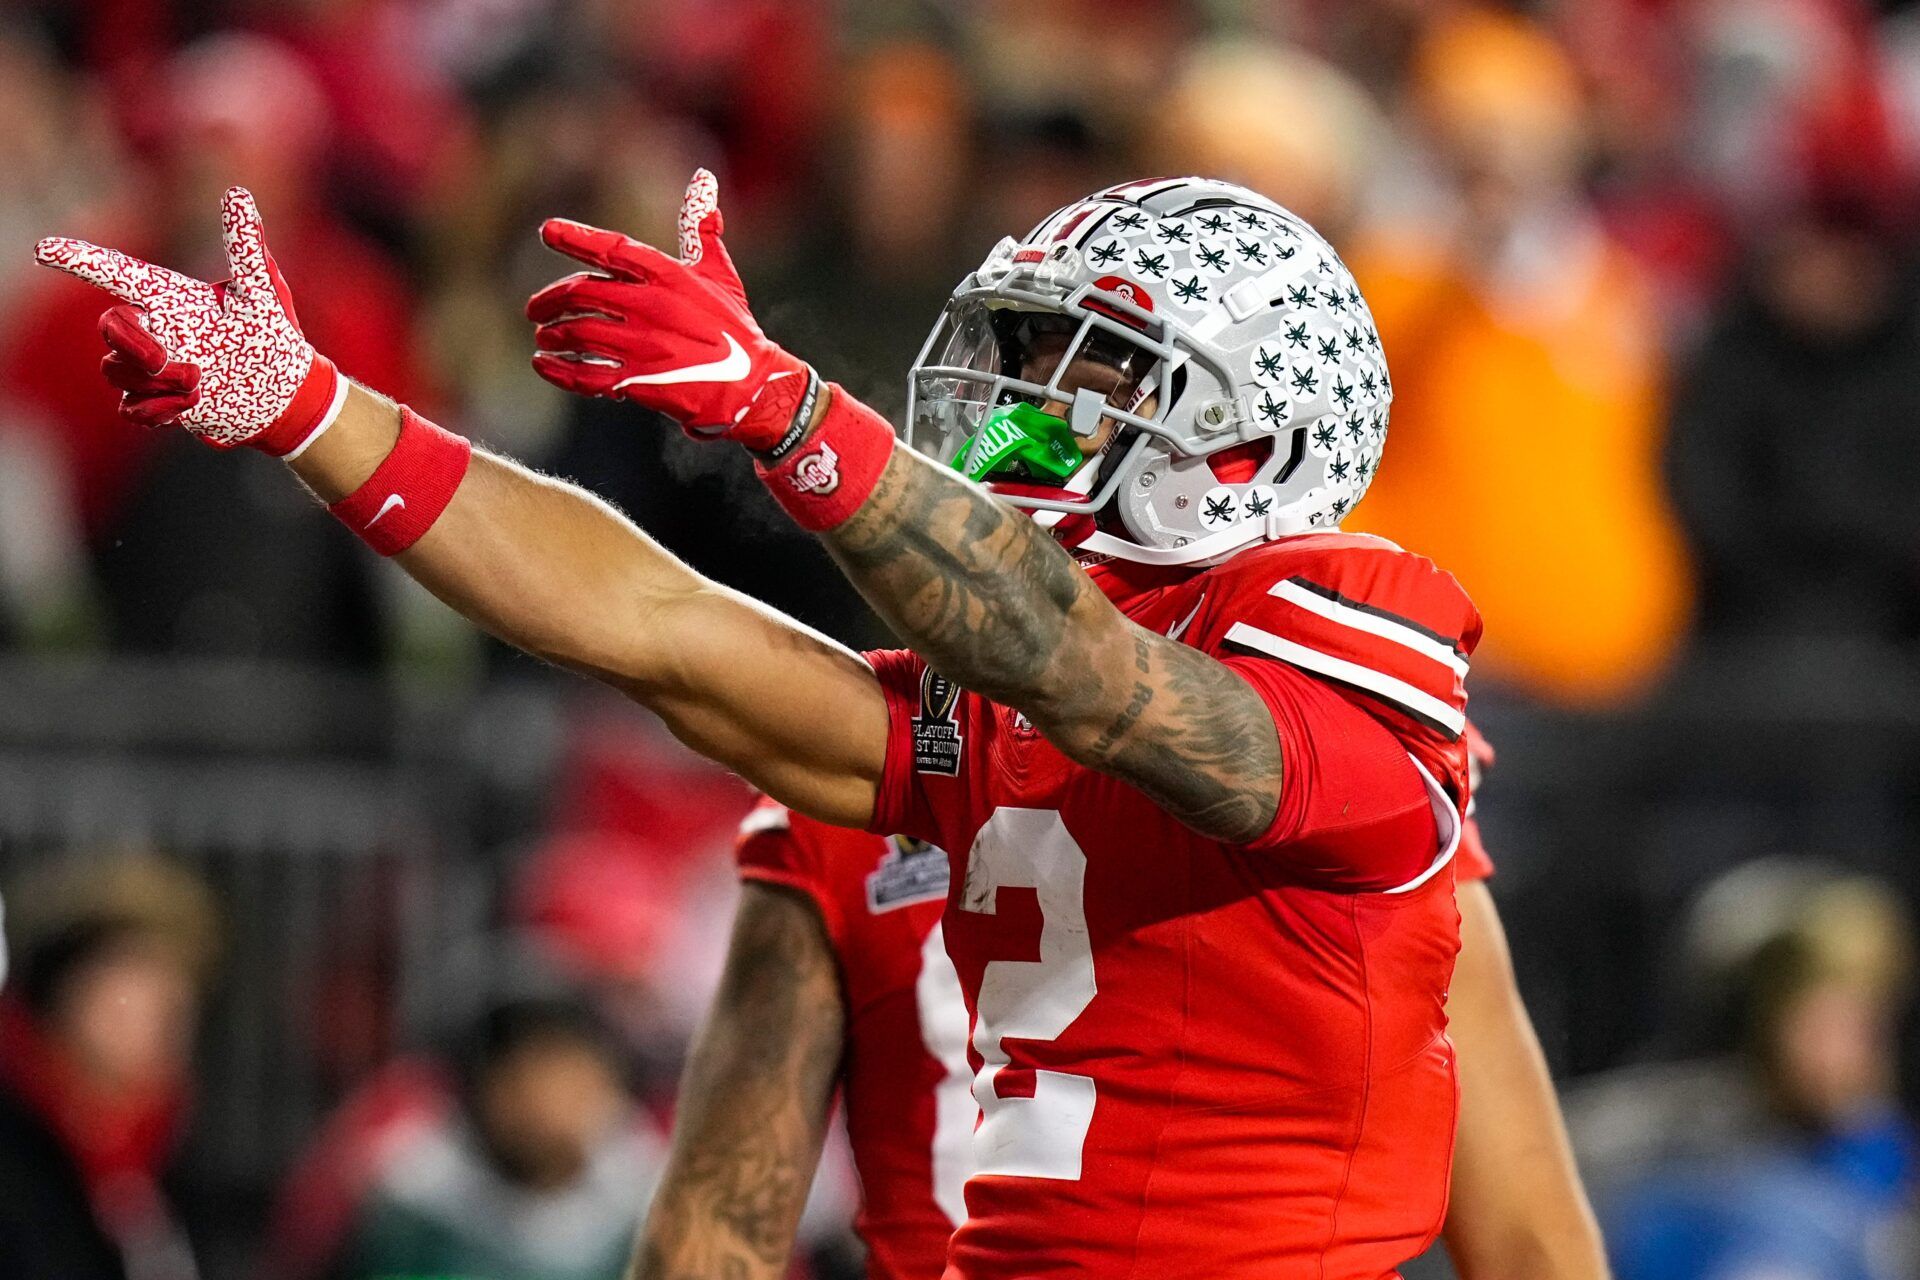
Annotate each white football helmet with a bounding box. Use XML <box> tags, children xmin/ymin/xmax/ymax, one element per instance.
<box><xmin>906</xmin><ymin>177</ymin><xmax>1391</xmax><ymax>566</ymax></box>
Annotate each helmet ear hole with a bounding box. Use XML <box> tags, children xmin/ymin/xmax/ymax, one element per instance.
<box><xmin>1273</xmin><ymin>427</ymin><xmax>1306</xmax><ymax>485</ymax></box>
<box><xmin>1207</xmin><ymin>438</ymin><xmax>1272</xmax><ymax>484</ymax></box>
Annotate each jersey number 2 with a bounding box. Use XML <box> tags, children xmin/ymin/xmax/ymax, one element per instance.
<box><xmin>961</xmin><ymin>807</ymin><xmax>1096</xmax><ymax>1180</ymax></box>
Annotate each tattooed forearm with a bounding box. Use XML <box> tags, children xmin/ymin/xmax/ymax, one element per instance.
<box><xmin>825</xmin><ymin>440</ymin><xmax>1107</xmax><ymax>711</ymax></box>
<box><xmin>1099</xmin><ymin>637</ymin><xmax>1283</xmax><ymax>842</ymax></box>
<box><xmin>1090</xmin><ymin>680</ymin><xmax>1154</xmax><ymax>757</ymax></box>
<box><xmin>629</xmin><ymin>883</ymin><xmax>844</xmax><ymax>1280</ymax></box>
<box><xmin>824</xmin><ymin>439</ymin><xmax>1284</xmax><ymax>844</ymax></box>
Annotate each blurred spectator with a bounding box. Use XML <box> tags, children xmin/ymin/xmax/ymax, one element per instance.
<box><xmin>249</xmin><ymin>0</ymin><xmax>477</xmax><ymax>225</ymax></box>
<box><xmin>0</xmin><ymin>33</ymin><xmax>423</xmax><ymax>666</ymax></box>
<box><xmin>1346</xmin><ymin>7</ymin><xmax>1692</xmax><ymax>706</ymax></box>
<box><xmin>0</xmin><ymin>28</ymin><xmax>127</xmax><ymax>315</ymax></box>
<box><xmin>0</xmin><ymin>851</ymin><xmax>218</xmax><ymax>1280</ymax></box>
<box><xmin>340</xmin><ymin>973</ymin><xmax>666</xmax><ymax>1280</ymax></box>
<box><xmin>969</xmin><ymin>0</ymin><xmax>1195</xmax><ymax>154</ymax></box>
<box><xmin>0</xmin><ymin>28</ymin><xmax>128</xmax><ymax>647</ymax></box>
<box><xmin>1563</xmin><ymin>0</ymin><xmax>1732</xmax><ymax>331</ymax></box>
<box><xmin>1569</xmin><ymin>859</ymin><xmax>1920</xmax><ymax>1280</ymax></box>
<box><xmin>1666</xmin><ymin>91</ymin><xmax>1920</xmax><ymax>648</ymax></box>
<box><xmin>266</xmin><ymin>1055</ymin><xmax>454</xmax><ymax>1280</ymax></box>
<box><xmin>1151</xmin><ymin>38</ymin><xmax>1390</xmax><ymax>241</ymax></box>
<box><xmin>755</xmin><ymin>38</ymin><xmax>977</xmax><ymax>414</ymax></box>
<box><xmin>513</xmin><ymin>826</ymin><xmax>731</xmax><ymax>1095</ymax></box>
<box><xmin>416</xmin><ymin>44</ymin><xmax>710</xmax><ymax>453</ymax></box>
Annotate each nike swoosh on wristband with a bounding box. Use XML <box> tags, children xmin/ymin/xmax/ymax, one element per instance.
<box><xmin>365</xmin><ymin>493</ymin><xmax>406</xmax><ymax>529</ymax></box>
<box><xmin>612</xmin><ymin>333</ymin><xmax>751</xmax><ymax>388</ymax></box>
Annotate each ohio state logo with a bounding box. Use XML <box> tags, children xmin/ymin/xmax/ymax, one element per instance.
<box><xmin>1086</xmin><ymin>274</ymin><xmax>1156</xmax><ymax>332</ymax></box>
<box><xmin>1090</xmin><ymin>274</ymin><xmax>1154</xmax><ymax>312</ymax></box>
<box><xmin>788</xmin><ymin>441</ymin><xmax>841</xmax><ymax>495</ymax></box>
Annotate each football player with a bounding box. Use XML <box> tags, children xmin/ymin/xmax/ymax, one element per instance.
<box><xmin>638</xmin><ymin>803</ymin><xmax>971</xmax><ymax>1280</ymax></box>
<box><xmin>45</xmin><ymin>173</ymin><xmax>1489</xmax><ymax>1276</ymax></box>
<box><xmin>638</xmin><ymin>739</ymin><xmax>1605</xmax><ymax>1280</ymax></box>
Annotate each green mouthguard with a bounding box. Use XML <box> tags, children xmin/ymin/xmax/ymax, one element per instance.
<box><xmin>952</xmin><ymin>401</ymin><xmax>1084</xmax><ymax>483</ymax></box>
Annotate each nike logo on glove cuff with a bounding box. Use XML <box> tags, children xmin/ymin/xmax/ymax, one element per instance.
<box><xmin>612</xmin><ymin>333</ymin><xmax>751</xmax><ymax>388</ymax></box>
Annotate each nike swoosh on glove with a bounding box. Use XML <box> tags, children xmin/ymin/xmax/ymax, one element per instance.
<box><xmin>35</xmin><ymin>186</ymin><xmax>343</xmax><ymax>454</ymax></box>
<box><xmin>526</xmin><ymin>169</ymin><xmax>811</xmax><ymax>450</ymax></box>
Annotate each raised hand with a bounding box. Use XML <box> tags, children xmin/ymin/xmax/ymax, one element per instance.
<box><xmin>35</xmin><ymin>186</ymin><xmax>343</xmax><ymax>454</ymax></box>
<box><xmin>527</xmin><ymin>169</ymin><xmax>812</xmax><ymax>450</ymax></box>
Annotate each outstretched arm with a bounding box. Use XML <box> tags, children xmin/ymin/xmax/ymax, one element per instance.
<box><xmin>295</xmin><ymin>384</ymin><xmax>889</xmax><ymax>826</ymax></box>
<box><xmin>33</xmin><ymin>188</ymin><xmax>888</xmax><ymax>828</ymax></box>
<box><xmin>820</xmin><ymin>424</ymin><xmax>1285</xmax><ymax>842</ymax></box>
<box><xmin>520</xmin><ymin>174</ymin><xmax>1288</xmax><ymax>845</ymax></box>
<box><xmin>630</xmin><ymin>881</ymin><xmax>844</xmax><ymax>1280</ymax></box>
<box><xmin>1444</xmin><ymin>879</ymin><xmax>1609</xmax><ymax>1280</ymax></box>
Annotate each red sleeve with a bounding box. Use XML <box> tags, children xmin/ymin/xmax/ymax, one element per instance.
<box><xmin>861</xmin><ymin>648</ymin><xmax>937</xmax><ymax>841</ymax></box>
<box><xmin>1206</xmin><ymin>540</ymin><xmax>1481</xmax><ymax>810</ymax></box>
<box><xmin>734</xmin><ymin>800</ymin><xmax>847</xmax><ymax>951</ymax></box>
<box><xmin>1223</xmin><ymin>654</ymin><xmax>1442</xmax><ymax>892</ymax></box>
<box><xmin>1455</xmin><ymin>722</ymin><xmax>1498</xmax><ymax>882</ymax></box>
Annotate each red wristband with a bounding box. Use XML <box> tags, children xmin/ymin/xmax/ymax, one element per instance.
<box><xmin>328</xmin><ymin>407</ymin><xmax>473</xmax><ymax>556</ymax></box>
<box><xmin>247</xmin><ymin>353</ymin><xmax>346</xmax><ymax>456</ymax></box>
<box><xmin>755</xmin><ymin>384</ymin><xmax>895</xmax><ymax>531</ymax></box>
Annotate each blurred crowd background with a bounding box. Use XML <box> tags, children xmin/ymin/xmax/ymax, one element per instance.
<box><xmin>1</xmin><ymin>0</ymin><xmax>1918</xmax><ymax>1278</ymax></box>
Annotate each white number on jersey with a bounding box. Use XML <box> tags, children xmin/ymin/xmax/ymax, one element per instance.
<box><xmin>960</xmin><ymin>807</ymin><xmax>1097</xmax><ymax>1180</ymax></box>
<box><xmin>915</xmin><ymin>920</ymin><xmax>976</xmax><ymax>1225</ymax></box>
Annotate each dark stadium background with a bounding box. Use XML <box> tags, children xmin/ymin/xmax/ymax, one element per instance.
<box><xmin>2</xmin><ymin>1</ymin><xmax>1918</xmax><ymax>1277</ymax></box>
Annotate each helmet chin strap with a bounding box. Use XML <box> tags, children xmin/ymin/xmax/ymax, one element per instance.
<box><xmin>1023</xmin><ymin>448</ymin><xmax>1103</xmax><ymax>531</ymax></box>
<box><xmin>1032</xmin><ymin>370</ymin><xmax>1163</xmax><ymax>530</ymax></box>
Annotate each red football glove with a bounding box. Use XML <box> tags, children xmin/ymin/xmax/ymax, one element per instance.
<box><xmin>526</xmin><ymin>169</ymin><xmax>811</xmax><ymax>450</ymax></box>
<box><xmin>98</xmin><ymin>306</ymin><xmax>203</xmax><ymax>428</ymax></box>
<box><xmin>35</xmin><ymin>186</ymin><xmax>343</xmax><ymax>454</ymax></box>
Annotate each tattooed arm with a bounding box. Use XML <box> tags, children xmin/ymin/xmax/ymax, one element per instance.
<box><xmin>819</xmin><ymin>392</ymin><xmax>1284</xmax><ymax>843</ymax></box>
<box><xmin>631</xmin><ymin>881</ymin><xmax>845</xmax><ymax>1280</ymax></box>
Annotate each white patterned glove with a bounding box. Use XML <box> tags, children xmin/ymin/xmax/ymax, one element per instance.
<box><xmin>34</xmin><ymin>186</ymin><xmax>345</xmax><ymax>455</ymax></box>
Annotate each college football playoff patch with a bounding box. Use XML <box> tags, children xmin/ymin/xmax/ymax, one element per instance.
<box><xmin>913</xmin><ymin>669</ymin><xmax>964</xmax><ymax>775</ymax></box>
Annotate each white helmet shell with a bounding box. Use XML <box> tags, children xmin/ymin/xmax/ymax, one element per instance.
<box><xmin>906</xmin><ymin>177</ymin><xmax>1390</xmax><ymax>566</ymax></box>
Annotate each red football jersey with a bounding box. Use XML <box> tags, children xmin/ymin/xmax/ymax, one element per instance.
<box><xmin>734</xmin><ymin>801</ymin><xmax>975</xmax><ymax>1280</ymax></box>
<box><xmin>864</xmin><ymin>531</ymin><xmax>1482</xmax><ymax>1280</ymax></box>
